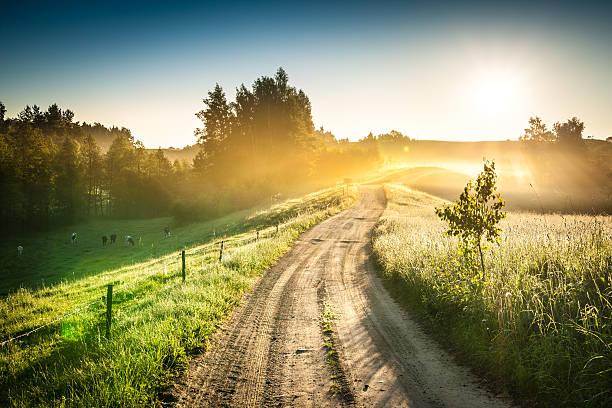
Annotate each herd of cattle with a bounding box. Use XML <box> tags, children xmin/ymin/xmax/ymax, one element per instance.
<box><xmin>16</xmin><ymin>227</ymin><xmax>171</xmax><ymax>256</ymax></box>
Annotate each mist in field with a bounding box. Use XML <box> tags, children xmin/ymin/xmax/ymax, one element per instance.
<box><xmin>370</xmin><ymin>137</ymin><xmax>612</xmax><ymax>213</ymax></box>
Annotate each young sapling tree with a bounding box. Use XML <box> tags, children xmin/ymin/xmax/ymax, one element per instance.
<box><xmin>435</xmin><ymin>160</ymin><xmax>506</xmax><ymax>279</ymax></box>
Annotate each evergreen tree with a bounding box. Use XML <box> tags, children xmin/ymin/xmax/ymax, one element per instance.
<box><xmin>82</xmin><ymin>134</ymin><xmax>102</xmax><ymax>216</ymax></box>
<box><xmin>148</xmin><ymin>148</ymin><xmax>173</xmax><ymax>178</ymax></box>
<box><xmin>105</xmin><ymin>133</ymin><xmax>134</xmax><ymax>215</ymax></box>
<box><xmin>55</xmin><ymin>136</ymin><xmax>83</xmax><ymax>220</ymax></box>
<box><xmin>11</xmin><ymin>125</ymin><xmax>55</xmax><ymax>227</ymax></box>
<box><xmin>194</xmin><ymin>84</ymin><xmax>234</xmax><ymax>177</ymax></box>
<box><xmin>0</xmin><ymin>101</ymin><xmax>6</xmax><ymax>133</ymax></box>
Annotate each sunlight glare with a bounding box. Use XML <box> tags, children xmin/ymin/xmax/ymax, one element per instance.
<box><xmin>475</xmin><ymin>74</ymin><xmax>516</xmax><ymax>114</ymax></box>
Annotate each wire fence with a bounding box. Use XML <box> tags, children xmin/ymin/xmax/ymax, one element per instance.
<box><xmin>0</xmin><ymin>237</ymin><xmax>244</xmax><ymax>347</ymax></box>
<box><xmin>0</xmin><ymin>204</ymin><xmax>332</xmax><ymax>348</ymax></box>
<box><xmin>0</xmin><ymin>297</ymin><xmax>101</xmax><ymax>347</ymax></box>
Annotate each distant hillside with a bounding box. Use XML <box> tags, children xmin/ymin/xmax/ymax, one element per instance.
<box><xmin>384</xmin><ymin>139</ymin><xmax>611</xmax><ymax>169</ymax></box>
<box><xmin>378</xmin><ymin>139</ymin><xmax>612</xmax><ymax>213</ymax></box>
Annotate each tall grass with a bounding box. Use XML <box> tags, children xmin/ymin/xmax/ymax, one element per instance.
<box><xmin>0</xmin><ymin>185</ymin><xmax>357</xmax><ymax>407</ymax></box>
<box><xmin>373</xmin><ymin>184</ymin><xmax>612</xmax><ymax>407</ymax></box>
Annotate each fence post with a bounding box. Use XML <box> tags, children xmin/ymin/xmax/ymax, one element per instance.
<box><xmin>219</xmin><ymin>240</ymin><xmax>224</xmax><ymax>262</ymax></box>
<box><xmin>182</xmin><ymin>250</ymin><xmax>186</xmax><ymax>282</ymax></box>
<box><xmin>106</xmin><ymin>284</ymin><xmax>113</xmax><ymax>339</ymax></box>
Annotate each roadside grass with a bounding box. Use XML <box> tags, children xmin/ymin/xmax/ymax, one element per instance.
<box><xmin>0</xmin><ymin>185</ymin><xmax>357</xmax><ymax>407</ymax></box>
<box><xmin>372</xmin><ymin>184</ymin><xmax>612</xmax><ymax>407</ymax></box>
<box><xmin>319</xmin><ymin>302</ymin><xmax>352</xmax><ymax>399</ymax></box>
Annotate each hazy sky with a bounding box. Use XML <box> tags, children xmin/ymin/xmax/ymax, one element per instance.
<box><xmin>1</xmin><ymin>0</ymin><xmax>611</xmax><ymax>147</ymax></box>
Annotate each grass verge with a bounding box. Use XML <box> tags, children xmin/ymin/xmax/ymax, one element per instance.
<box><xmin>372</xmin><ymin>184</ymin><xmax>612</xmax><ymax>407</ymax></box>
<box><xmin>0</xmin><ymin>185</ymin><xmax>357</xmax><ymax>407</ymax></box>
<box><xmin>320</xmin><ymin>302</ymin><xmax>353</xmax><ymax>401</ymax></box>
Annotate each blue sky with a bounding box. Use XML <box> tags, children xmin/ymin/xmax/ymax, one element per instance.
<box><xmin>1</xmin><ymin>1</ymin><xmax>611</xmax><ymax>147</ymax></box>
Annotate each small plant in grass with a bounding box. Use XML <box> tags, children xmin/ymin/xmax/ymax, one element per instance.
<box><xmin>435</xmin><ymin>160</ymin><xmax>506</xmax><ymax>279</ymax></box>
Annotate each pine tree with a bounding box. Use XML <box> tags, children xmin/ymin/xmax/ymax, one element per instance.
<box><xmin>194</xmin><ymin>84</ymin><xmax>234</xmax><ymax>177</ymax></box>
<box><xmin>82</xmin><ymin>134</ymin><xmax>102</xmax><ymax>216</ymax></box>
<box><xmin>55</xmin><ymin>136</ymin><xmax>83</xmax><ymax>220</ymax></box>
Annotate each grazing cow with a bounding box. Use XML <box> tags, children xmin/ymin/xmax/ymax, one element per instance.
<box><xmin>164</xmin><ymin>226</ymin><xmax>170</xmax><ymax>238</ymax></box>
<box><xmin>17</xmin><ymin>245</ymin><xmax>23</xmax><ymax>256</ymax></box>
<box><xmin>126</xmin><ymin>235</ymin><xmax>135</xmax><ymax>246</ymax></box>
<box><xmin>102</xmin><ymin>235</ymin><xmax>108</xmax><ymax>246</ymax></box>
<box><xmin>110</xmin><ymin>234</ymin><xmax>117</xmax><ymax>244</ymax></box>
<box><xmin>71</xmin><ymin>232</ymin><xmax>77</xmax><ymax>244</ymax></box>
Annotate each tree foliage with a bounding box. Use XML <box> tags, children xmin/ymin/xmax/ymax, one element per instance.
<box><xmin>194</xmin><ymin>84</ymin><xmax>234</xmax><ymax>176</ymax></box>
<box><xmin>519</xmin><ymin>116</ymin><xmax>555</xmax><ymax>142</ymax></box>
<box><xmin>193</xmin><ymin>68</ymin><xmax>317</xmax><ymax>185</ymax></box>
<box><xmin>519</xmin><ymin>116</ymin><xmax>586</xmax><ymax>145</ymax></box>
<box><xmin>553</xmin><ymin>117</ymin><xmax>584</xmax><ymax>145</ymax></box>
<box><xmin>435</xmin><ymin>161</ymin><xmax>506</xmax><ymax>278</ymax></box>
<box><xmin>54</xmin><ymin>136</ymin><xmax>83</xmax><ymax>220</ymax></box>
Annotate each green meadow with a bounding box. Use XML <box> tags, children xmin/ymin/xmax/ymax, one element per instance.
<box><xmin>0</xmin><ymin>185</ymin><xmax>357</xmax><ymax>407</ymax></box>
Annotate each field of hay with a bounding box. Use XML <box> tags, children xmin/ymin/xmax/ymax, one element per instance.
<box><xmin>373</xmin><ymin>184</ymin><xmax>612</xmax><ymax>407</ymax></box>
<box><xmin>0</xmin><ymin>185</ymin><xmax>357</xmax><ymax>407</ymax></box>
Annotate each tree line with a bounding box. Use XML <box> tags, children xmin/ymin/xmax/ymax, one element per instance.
<box><xmin>519</xmin><ymin>116</ymin><xmax>586</xmax><ymax>143</ymax></box>
<box><xmin>0</xmin><ymin>102</ymin><xmax>187</xmax><ymax>230</ymax></box>
<box><xmin>2</xmin><ymin>68</ymin><xmax>416</xmax><ymax>230</ymax></box>
<box><xmin>4</xmin><ymin>68</ymin><xmax>609</xmax><ymax>232</ymax></box>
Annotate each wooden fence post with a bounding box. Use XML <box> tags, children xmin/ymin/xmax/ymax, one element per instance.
<box><xmin>219</xmin><ymin>240</ymin><xmax>224</xmax><ymax>262</ymax></box>
<box><xmin>106</xmin><ymin>284</ymin><xmax>113</xmax><ymax>339</ymax></box>
<box><xmin>182</xmin><ymin>250</ymin><xmax>186</xmax><ymax>282</ymax></box>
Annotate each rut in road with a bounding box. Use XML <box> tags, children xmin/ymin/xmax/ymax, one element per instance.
<box><xmin>169</xmin><ymin>187</ymin><xmax>514</xmax><ymax>408</ymax></box>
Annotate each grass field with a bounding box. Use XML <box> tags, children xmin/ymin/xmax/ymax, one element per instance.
<box><xmin>373</xmin><ymin>184</ymin><xmax>612</xmax><ymax>407</ymax></box>
<box><xmin>0</xmin><ymin>185</ymin><xmax>357</xmax><ymax>407</ymax></box>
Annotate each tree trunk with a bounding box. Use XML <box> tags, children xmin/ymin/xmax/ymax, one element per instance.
<box><xmin>477</xmin><ymin>239</ymin><xmax>486</xmax><ymax>280</ymax></box>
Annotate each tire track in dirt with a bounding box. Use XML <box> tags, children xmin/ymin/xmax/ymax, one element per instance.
<box><xmin>169</xmin><ymin>187</ymin><xmax>515</xmax><ymax>408</ymax></box>
<box><xmin>171</xmin><ymin>209</ymin><xmax>356</xmax><ymax>407</ymax></box>
<box><xmin>172</xmin><ymin>245</ymin><xmax>319</xmax><ymax>407</ymax></box>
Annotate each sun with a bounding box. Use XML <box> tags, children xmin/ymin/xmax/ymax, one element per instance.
<box><xmin>475</xmin><ymin>74</ymin><xmax>516</xmax><ymax>114</ymax></box>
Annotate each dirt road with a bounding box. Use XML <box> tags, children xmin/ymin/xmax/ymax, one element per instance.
<box><xmin>169</xmin><ymin>187</ymin><xmax>513</xmax><ymax>407</ymax></box>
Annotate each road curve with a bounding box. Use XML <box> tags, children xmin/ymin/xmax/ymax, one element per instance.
<box><xmin>169</xmin><ymin>186</ymin><xmax>513</xmax><ymax>408</ymax></box>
